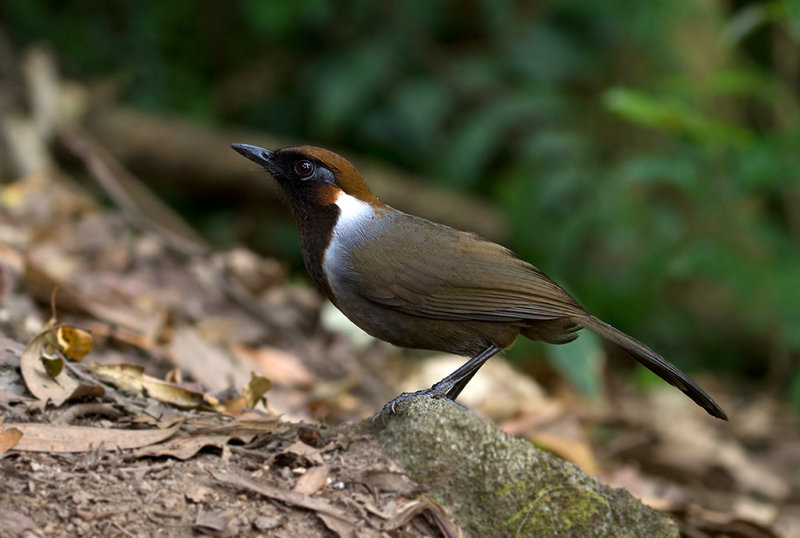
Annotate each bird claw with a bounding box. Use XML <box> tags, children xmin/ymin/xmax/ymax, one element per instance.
<box><xmin>372</xmin><ymin>391</ymin><xmax>418</xmax><ymax>423</ymax></box>
<box><xmin>371</xmin><ymin>386</ymin><xmax>466</xmax><ymax>423</ymax></box>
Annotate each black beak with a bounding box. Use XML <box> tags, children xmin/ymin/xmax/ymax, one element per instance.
<box><xmin>231</xmin><ymin>143</ymin><xmax>274</xmax><ymax>166</ymax></box>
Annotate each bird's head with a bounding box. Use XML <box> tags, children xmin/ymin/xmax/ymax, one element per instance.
<box><xmin>231</xmin><ymin>144</ymin><xmax>379</xmax><ymax>211</ymax></box>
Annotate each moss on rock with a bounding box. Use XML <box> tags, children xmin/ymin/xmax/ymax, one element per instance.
<box><xmin>371</xmin><ymin>397</ymin><xmax>677</xmax><ymax>537</ymax></box>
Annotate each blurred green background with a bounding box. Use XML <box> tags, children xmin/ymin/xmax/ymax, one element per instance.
<box><xmin>2</xmin><ymin>0</ymin><xmax>799</xmax><ymax>405</ymax></box>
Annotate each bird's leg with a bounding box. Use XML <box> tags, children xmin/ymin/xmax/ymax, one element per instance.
<box><xmin>445</xmin><ymin>369</ymin><xmax>478</xmax><ymax>401</ymax></box>
<box><xmin>374</xmin><ymin>344</ymin><xmax>501</xmax><ymax>421</ymax></box>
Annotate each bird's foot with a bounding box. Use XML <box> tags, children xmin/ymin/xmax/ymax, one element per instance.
<box><xmin>372</xmin><ymin>383</ymin><xmax>466</xmax><ymax>422</ymax></box>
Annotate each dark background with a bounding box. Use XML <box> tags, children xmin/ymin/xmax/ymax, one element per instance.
<box><xmin>2</xmin><ymin>0</ymin><xmax>798</xmax><ymax>408</ymax></box>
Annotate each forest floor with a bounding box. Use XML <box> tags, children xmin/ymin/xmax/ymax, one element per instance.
<box><xmin>1</xmin><ymin>74</ymin><xmax>799</xmax><ymax>536</ymax></box>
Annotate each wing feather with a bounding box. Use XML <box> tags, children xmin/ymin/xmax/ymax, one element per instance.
<box><xmin>346</xmin><ymin>214</ymin><xmax>585</xmax><ymax>322</ymax></box>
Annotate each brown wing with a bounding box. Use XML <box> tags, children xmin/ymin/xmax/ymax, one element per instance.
<box><xmin>347</xmin><ymin>214</ymin><xmax>586</xmax><ymax>322</ymax></box>
<box><xmin>345</xmin><ymin>214</ymin><xmax>728</xmax><ymax>420</ymax></box>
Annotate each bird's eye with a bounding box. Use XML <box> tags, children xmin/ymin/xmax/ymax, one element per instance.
<box><xmin>294</xmin><ymin>160</ymin><xmax>314</xmax><ymax>177</ymax></box>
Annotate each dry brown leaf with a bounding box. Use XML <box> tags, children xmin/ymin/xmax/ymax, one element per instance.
<box><xmin>217</xmin><ymin>247</ymin><xmax>287</xmax><ymax>295</ymax></box>
<box><xmin>293</xmin><ymin>464</ymin><xmax>330</xmax><ymax>496</ymax></box>
<box><xmin>132</xmin><ymin>414</ymin><xmax>185</xmax><ymax>430</ymax></box>
<box><xmin>230</xmin><ymin>343</ymin><xmax>315</xmax><ymax>386</ymax></box>
<box><xmin>185</xmin><ymin>483</ymin><xmax>214</xmax><ymax>504</ymax></box>
<box><xmin>29</xmin><ymin>322</ymin><xmax>94</xmax><ymax>377</ymax></box>
<box><xmin>281</xmin><ymin>440</ymin><xmax>325</xmax><ymax>466</ymax></box>
<box><xmin>91</xmin><ymin>362</ymin><xmax>205</xmax><ymax>409</ymax></box>
<box><xmin>132</xmin><ymin>433</ymin><xmax>233</xmax><ymax>460</ymax></box>
<box><xmin>141</xmin><ymin>374</ymin><xmax>205</xmax><ymax>409</ymax></box>
<box><xmin>0</xmin><ymin>427</ymin><xmax>23</xmax><ymax>454</ymax></box>
<box><xmin>501</xmin><ymin>405</ymin><xmax>597</xmax><ymax>475</ymax></box>
<box><xmin>362</xmin><ymin>470</ymin><xmax>417</xmax><ymax>494</ymax></box>
<box><xmin>217</xmin><ymin>395</ymin><xmax>247</xmax><ymax>416</ymax></box>
<box><xmin>91</xmin><ymin>362</ymin><xmax>145</xmax><ymax>390</ymax></box>
<box><xmin>24</xmin><ymin>255</ymin><xmax>166</xmax><ymax>337</ymax></box>
<box><xmin>20</xmin><ymin>329</ymin><xmax>62</xmax><ymax>392</ymax></box>
<box><xmin>196</xmin><ymin>411</ymin><xmax>279</xmax><ymax>439</ymax></box>
<box><xmin>0</xmin><ymin>510</ymin><xmax>41</xmax><ymax>537</ymax></box>
<box><xmin>170</xmin><ymin>326</ymin><xmax>250</xmax><ymax>394</ymax></box>
<box><xmin>316</xmin><ymin>512</ymin><xmax>357</xmax><ymax>538</ymax></box>
<box><xmin>164</xmin><ymin>368</ymin><xmax>182</xmax><ymax>383</ymax></box>
<box><xmin>253</xmin><ymin>515</ymin><xmax>283</xmax><ymax>532</ymax></box>
<box><xmin>0</xmin><ymin>241</ymin><xmax>25</xmax><ymax>276</ymax></box>
<box><xmin>600</xmin><ymin>465</ymin><xmax>688</xmax><ymax>511</ymax></box>
<box><xmin>20</xmin><ymin>329</ymin><xmax>104</xmax><ymax>405</ymax></box>
<box><xmin>217</xmin><ymin>372</ymin><xmax>273</xmax><ymax>415</ymax></box>
<box><xmin>6</xmin><ymin>423</ymin><xmax>179</xmax><ymax>452</ymax></box>
<box><xmin>211</xmin><ymin>471</ymin><xmax>358</xmax><ymax>537</ymax></box>
<box><xmin>385</xmin><ymin>496</ymin><xmax>461</xmax><ymax>536</ymax></box>
<box><xmin>638</xmin><ymin>389</ymin><xmax>789</xmax><ymax>500</ymax></box>
<box><xmin>80</xmin><ymin>321</ymin><xmax>160</xmax><ymax>354</ymax></box>
<box><xmin>674</xmin><ymin>503</ymin><xmax>780</xmax><ymax>538</ymax></box>
<box><xmin>731</xmin><ymin>497</ymin><xmax>779</xmax><ymax>527</ymax></box>
<box><xmin>526</xmin><ymin>431</ymin><xmax>598</xmax><ymax>476</ymax></box>
<box><xmin>297</xmin><ymin>425</ymin><xmax>326</xmax><ymax>448</ymax></box>
<box><xmin>243</xmin><ymin>372</ymin><xmax>272</xmax><ymax>408</ymax></box>
<box><xmin>194</xmin><ymin>510</ymin><xmax>231</xmax><ymax>533</ymax></box>
<box><xmin>0</xmin><ymin>389</ymin><xmax>33</xmax><ymax>404</ymax></box>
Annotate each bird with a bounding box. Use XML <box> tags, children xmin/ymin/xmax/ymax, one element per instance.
<box><xmin>231</xmin><ymin>143</ymin><xmax>728</xmax><ymax>421</ymax></box>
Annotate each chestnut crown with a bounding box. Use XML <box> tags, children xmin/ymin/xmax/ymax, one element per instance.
<box><xmin>231</xmin><ymin>144</ymin><xmax>378</xmax><ymax>206</ymax></box>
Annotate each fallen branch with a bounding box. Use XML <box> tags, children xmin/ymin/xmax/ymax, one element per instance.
<box><xmin>59</xmin><ymin>124</ymin><xmax>208</xmax><ymax>256</ymax></box>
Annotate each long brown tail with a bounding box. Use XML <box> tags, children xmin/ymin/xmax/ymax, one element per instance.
<box><xmin>579</xmin><ymin>315</ymin><xmax>728</xmax><ymax>420</ymax></box>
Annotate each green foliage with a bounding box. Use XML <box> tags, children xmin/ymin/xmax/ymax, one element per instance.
<box><xmin>2</xmin><ymin>0</ymin><xmax>799</xmax><ymax>401</ymax></box>
<box><xmin>604</xmin><ymin>88</ymin><xmax>753</xmax><ymax>146</ymax></box>
<box><xmin>547</xmin><ymin>331</ymin><xmax>605</xmax><ymax>401</ymax></box>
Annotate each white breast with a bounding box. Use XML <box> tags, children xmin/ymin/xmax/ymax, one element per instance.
<box><xmin>322</xmin><ymin>192</ymin><xmax>381</xmax><ymax>289</ymax></box>
<box><xmin>332</xmin><ymin>191</ymin><xmax>375</xmax><ymax>234</ymax></box>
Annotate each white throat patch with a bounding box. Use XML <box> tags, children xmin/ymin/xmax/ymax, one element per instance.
<box><xmin>332</xmin><ymin>191</ymin><xmax>375</xmax><ymax>232</ymax></box>
<box><xmin>323</xmin><ymin>192</ymin><xmax>379</xmax><ymax>288</ymax></box>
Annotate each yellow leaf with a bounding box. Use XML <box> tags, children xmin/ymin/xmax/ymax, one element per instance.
<box><xmin>21</xmin><ymin>329</ymin><xmax>104</xmax><ymax>405</ymax></box>
<box><xmin>243</xmin><ymin>372</ymin><xmax>272</xmax><ymax>409</ymax></box>
<box><xmin>55</xmin><ymin>325</ymin><xmax>93</xmax><ymax>361</ymax></box>
<box><xmin>91</xmin><ymin>363</ymin><xmax>145</xmax><ymax>390</ymax></box>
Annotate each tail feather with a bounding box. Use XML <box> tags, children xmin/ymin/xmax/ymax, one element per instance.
<box><xmin>579</xmin><ymin>316</ymin><xmax>728</xmax><ymax>420</ymax></box>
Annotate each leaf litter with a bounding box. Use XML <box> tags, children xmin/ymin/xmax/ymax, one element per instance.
<box><xmin>0</xmin><ymin>50</ymin><xmax>460</xmax><ymax>537</ymax></box>
<box><xmin>0</xmin><ymin>47</ymin><xmax>798</xmax><ymax>537</ymax></box>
